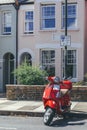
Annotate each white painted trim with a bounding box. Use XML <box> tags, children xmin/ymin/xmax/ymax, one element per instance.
<box><xmin>23</xmin><ymin>10</ymin><xmax>34</xmax><ymax>34</ymax></box>
<box><xmin>36</xmin><ymin>42</ymin><xmax>83</xmax><ymax>49</ymax></box>
<box><xmin>71</xmin><ymin>78</ymin><xmax>78</xmax><ymax>82</ymax></box>
<box><xmin>68</xmin><ymin>43</ymin><xmax>82</xmax><ymax>48</ymax></box>
<box><xmin>18</xmin><ymin>48</ymin><xmax>34</xmax><ymax>63</ymax></box>
<box><xmin>20</xmin><ymin>5</ymin><xmax>34</xmax><ymax>10</ymax></box>
<box><xmin>36</xmin><ymin>43</ymin><xmax>60</xmax><ymax>49</ymax></box>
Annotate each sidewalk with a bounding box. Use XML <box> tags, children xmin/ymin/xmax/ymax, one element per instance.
<box><xmin>0</xmin><ymin>98</ymin><xmax>87</xmax><ymax>118</ymax></box>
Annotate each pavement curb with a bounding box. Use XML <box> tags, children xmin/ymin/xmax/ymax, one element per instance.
<box><xmin>0</xmin><ymin>99</ymin><xmax>87</xmax><ymax>119</ymax></box>
<box><xmin>0</xmin><ymin>110</ymin><xmax>44</xmax><ymax>117</ymax></box>
<box><xmin>0</xmin><ymin>110</ymin><xmax>87</xmax><ymax>119</ymax></box>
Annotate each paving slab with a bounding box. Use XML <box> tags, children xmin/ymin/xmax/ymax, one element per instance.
<box><xmin>0</xmin><ymin>98</ymin><xmax>87</xmax><ymax>118</ymax></box>
<box><xmin>72</xmin><ymin>102</ymin><xmax>87</xmax><ymax>112</ymax></box>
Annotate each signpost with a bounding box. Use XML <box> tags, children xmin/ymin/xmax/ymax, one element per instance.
<box><xmin>60</xmin><ymin>0</ymin><xmax>69</xmax><ymax>79</ymax></box>
<box><xmin>60</xmin><ymin>35</ymin><xmax>71</xmax><ymax>46</ymax></box>
<box><xmin>52</xmin><ymin>0</ymin><xmax>70</xmax><ymax>79</ymax></box>
<box><xmin>64</xmin><ymin>0</ymin><xmax>68</xmax><ymax>79</ymax></box>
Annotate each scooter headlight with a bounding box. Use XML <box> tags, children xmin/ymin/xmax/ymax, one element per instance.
<box><xmin>54</xmin><ymin>76</ymin><xmax>60</xmax><ymax>83</ymax></box>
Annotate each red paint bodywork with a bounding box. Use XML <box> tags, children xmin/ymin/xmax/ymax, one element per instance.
<box><xmin>42</xmin><ymin>77</ymin><xmax>72</xmax><ymax>114</ymax></box>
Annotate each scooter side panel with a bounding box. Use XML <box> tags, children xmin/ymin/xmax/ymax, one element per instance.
<box><xmin>44</xmin><ymin>100</ymin><xmax>57</xmax><ymax>109</ymax></box>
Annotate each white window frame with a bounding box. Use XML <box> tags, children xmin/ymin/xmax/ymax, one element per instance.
<box><xmin>62</xmin><ymin>49</ymin><xmax>77</xmax><ymax>79</ymax></box>
<box><xmin>24</xmin><ymin>10</ymin><xmax>34</xmax><ymax>34</ymax></box>
<box><xmin>2</xmin><ymin>11</ymin><xmax>12</xmax><ymax>35</ymax></box>
<box><xmin>40</xmin><ymin>4</ymin><xmax>55</xmax><ymax>30</ymax></box>
<box><xmin>62</xmin><ymin>3</ymin><xmax>77</xmax><ymax>29</ymax></box>
<box><xmin>40</xmin><ymin>49</ymin><xmax>55</xmax><ymax>75</ymax></box>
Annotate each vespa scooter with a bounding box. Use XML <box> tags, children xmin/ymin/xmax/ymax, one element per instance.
<box><xmin>42</xmin><ymin>76</ymin><xmax>72</xmax><ymax>125</ymax></box>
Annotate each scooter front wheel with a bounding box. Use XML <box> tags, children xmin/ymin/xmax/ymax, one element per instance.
<box><xmin>43</xmin><ymin>107</ymin><xmax>55</xmax><ymax>125</ymax></box>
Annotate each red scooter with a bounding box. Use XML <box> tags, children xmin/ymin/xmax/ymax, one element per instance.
<box><xmin>42</xmin><ymin>76</ymin><xmax>72</xmax><ymax>125</ymax></box>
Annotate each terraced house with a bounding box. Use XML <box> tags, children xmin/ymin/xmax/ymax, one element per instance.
<box><xmin>0</xmin><ymin>0</ymin><xmax>86</xmax><ymax>92</ymax></box>
<box><xmin>0</xmin><ymin>0</ymin><xmax>16</xmax><ymax>92</ymax></box>
<box><xmin>0</xmin><ymin>0</ymin><xmax>33</xmax><ymax>92</ymax></box>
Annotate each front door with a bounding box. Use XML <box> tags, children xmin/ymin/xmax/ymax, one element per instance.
<box><xmin>3</xmin><ymin>53</ymin><xmax>14</xmax><ymax>92</ymax></box>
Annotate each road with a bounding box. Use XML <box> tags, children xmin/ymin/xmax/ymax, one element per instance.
<box><xmin>0</xmin><ymin>116</ymin><xmax>87</xmax><ymax>130</ymax></box>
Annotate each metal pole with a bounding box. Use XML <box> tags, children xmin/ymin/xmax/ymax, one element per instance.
<box><xmin>16</xmin><ymin>8</ymin><xmax>18</xmax><ymax>68</ymax></box>
<box><xmin>65</xmin><ymin>0</ymin><xmax>67</xmax><ymax>36</ymax></box>
<box><xmin>13</xmin><ymin>1</ymin><xmax>19</xmax><ymax>84</ymax></box>
<box><xmin>13</xmin><ymin>1</ymin><xmax>19</xmax><ymax>69</ymax></box>
<box><xmin>65</xmin><ymin>0</ymin><xmax>67</xmax><ymax>79</ymax></box>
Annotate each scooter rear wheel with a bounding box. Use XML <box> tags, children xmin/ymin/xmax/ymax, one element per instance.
<box><xmin>43</xmin><ymin>107</ymin><xmax>55</xmax><ymax>125</ymax></box>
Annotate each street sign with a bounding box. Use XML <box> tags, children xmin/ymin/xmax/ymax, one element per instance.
<box><xmin>60</xmin><ymin>35</ymin><xmax>71</xmax><ymax>46</ymax></box>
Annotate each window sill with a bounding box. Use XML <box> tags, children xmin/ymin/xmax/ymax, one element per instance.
<box><xmin>39</xmin><ymin>28</ymin><xmax>57</xmax><ymax>32</ymax></box>
<box><xmin>24</xmin><ymin>32</ymin><xmax>34</xmax><ymax>34</ymax></box>
<box><xmin>0</xmin><ymin>34</ymin><xmax>12</xmax><ymax>37</ymax></box>
<box><xmin>21</xmin><ymin>32</ymin><xmax>34</xmax><ymax>36</ymax></box>
<box><xmin>61</xmin><ymin>28</ymin><xmax>80</xmax><ymax>32</ymax></box>
<box><xmin>71</xmin><ymin>78</ymin><xmax>78</xmax><ymax>82</ymax></box>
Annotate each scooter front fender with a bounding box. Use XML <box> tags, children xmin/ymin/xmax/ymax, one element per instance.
<box><xmin>45</xmin><ymin>100</ymin><xmax>57</xmax><ymax>109</ymax></box>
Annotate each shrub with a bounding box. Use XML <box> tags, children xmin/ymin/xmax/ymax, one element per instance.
<box><xmin>14</xmin><ymin>62</ymin><xmax>48</xmax><ymax>85</ymax></box>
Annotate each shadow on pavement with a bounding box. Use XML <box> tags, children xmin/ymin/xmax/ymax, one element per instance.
<box><xmin>50</xmin><ymin>111</ymin><xmax>87</xmax><ymax>127</ymax></box>
<box><xmin>70</xmin><ymin>111</ymin><xmax>87</xmax><ymax>118</ymax></box>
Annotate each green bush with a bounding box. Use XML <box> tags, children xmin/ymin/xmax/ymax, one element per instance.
<box><xmin>14</xmin><ymin>62</ymin><xmax>48</xmax><ymax>85</ymax></box>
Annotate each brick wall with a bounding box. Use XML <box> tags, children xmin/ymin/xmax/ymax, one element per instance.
<box><xmin>6</xmin><ymin>85</ymin><xmax>45</xmax><ymax>100</ymax></box>
<box><xmin>6</xmin><ymin>85</ymin><xmax>87</xmax><ymax>101</ymax></box>
<box><xmin>71</xmin><ymin>86</ymin><xmax>87</xmax><ymax>101</ymax></box>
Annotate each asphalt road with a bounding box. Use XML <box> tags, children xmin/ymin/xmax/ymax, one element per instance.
<box><xmin>0</xmin><ymin>116</ymin><xmax>87</xmax><ymax>130</ymax></box>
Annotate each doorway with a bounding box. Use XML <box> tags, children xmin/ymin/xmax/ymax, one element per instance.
<box><xmin>20</xmin><ymin>52</ymin><xmax>32</xmax><ymax>65</ymax></box>
<box><xmin>3</xmin><ymin>53</ymin><xmax>14</xmax><ymax>92</ymax></box>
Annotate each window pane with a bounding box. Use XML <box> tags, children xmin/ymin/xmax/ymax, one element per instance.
<box><xmin>41</xmin><ymin>5</ymin><xmax>55</xmax><ymax>29</ymax></box>
<box><xmin>62</xmin><ymin>4</ymin><xmax>77</xmax><ymax>28</ymax></box>
<box><xmin>4</xmin><ymin>27</ymin><xmax>11</xmax><ymax>33</ymax></box>
<box><xmin>29</xmin><ymin>22</ymin><xmax>33</xmax><ymax>31</ymax></box>
<box><xmin>3</xmin><ymin>12</ymin><xmax>11</xmax><ymax>34</ymax></box>
<box><xmin>62</xmin><ymin>50</ymin><xmax>77</xmax><ymax>78</ymax></box>
<box><xmin>25</xmin><ymin>22</ymin><xmax>29</xmax><ymax>31</ymax></box>
<box><xmin>68</xmin><ymin>5</ymin><xmax>76</xmax><ymax>16</ymax></box>
<box><xmin>43</xmin><ymin>19</ymin><xmax>55</xmax><ymax>28</ymax></box>
<box><xmin>41</xmin><ymin>50</ymin><xmax>55</xmax><ymax>76</ymax></box>
<box><xmin>25</xmin><ymin>11</ymin><xmax>33</xmax><ymax>33</ymax></box>
<box><xmin>42</xmin><ymin>6</ymin><xmax>55</xmax><ymax>17</ymax></box>
<box><xmin>25</xmin><ymin>11</ymin><xmax>33</xmax><ymax>20</ymax></box>
<box><xmin>63</xmin><ymin>18</ymin><xmax>76</xmax><ymax>28</ymax></box>
<box><xmin>67</xmin><ymin>18</ymin><xmax>76</xmax><ymax>27</ymax></box>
